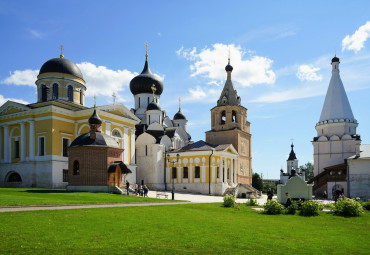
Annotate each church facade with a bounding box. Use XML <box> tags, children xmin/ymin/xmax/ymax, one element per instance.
<box><xmin>0</xmin><ymin>53</ymin><xmax>139</xmax><ymax>188</ymax></box>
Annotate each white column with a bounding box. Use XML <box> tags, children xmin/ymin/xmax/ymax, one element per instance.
<box><xmin>189</xmin><ymin>165</ymin><xmax>193</xmax><ymax>183</ymax></box>
<box><xmin>131</xmin><ymin>128</ymin><xmax>135</xmax><ymax>164</ymax></box>
<box><xmin>105</xmin><ymin>121</ymin><xmax>111</xmax><ymax>136</ymax></box>
<box><xmin>223</xmin><ymin>159</ymin><xmax>227</xmax><ymax>184</ymax></box>
<box><xmin>3</xmin><ymin>125</ymin><xmax>9</xmax><ymax>163</ymax></box>
<box><xmin>211</xmin><ymin>166</ymin><xmax>215</xmax><ymax>183</ymax></box>
<box><xmin>20</xmin><ymin>122</ymin><xmax>26</xmax><ymax>161</ymax></box>
<box><xmin>29</xmin><ymin>121</ymin><xmax>35</xmax><ymax>160</ymax></box>
<box><xmin>234</xmin><ymin>159</ymin><xmax>237</xmax><ymax>184</ymax></box>
<box><xmin>177</xmin><ymin>166</ymin><xmax>180</xmax><ymax>183</ymax></box>
<box><xmin>230</xmin><ymin>158</ymin><xmax>234</xmax><ymax>185</ymax></box>
<box><xmin>74</xmin><ymin>121</ymin><xmax>78</xmax><ymax>137</ymax></box>
<box><xmin>123</xmin><ymin>128</ymin><xmax>128</xmax><ymax>164</ymax></box>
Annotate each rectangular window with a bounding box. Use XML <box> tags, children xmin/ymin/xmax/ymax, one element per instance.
<box><xmin>38</xmin><ymin>137</ymin><xmax>45</xmax><ymax>156</ymax></box>
<box><xmin>14</xmin><ymin>141</ymin><xmax>20</xmax><ymax>158</ymax></box>
<box><xmin>62</xmin><ymin>138</ymin><xmax>69</xmax><ymax>157</ymax></box>
<box><xmin>63</xmin><ymin>169</ymin><xmax>68</xmax><ymax>182</ymax></box>
<box><xmin>172</xmin><ymin>167</ymin><xmax>177</xmax><ymax>179</ymax></box>
<box><xmin>195</xmin><ymin>166</ymin><xmax>200</xmax><ymax>178</ymax></box>
<box><xmin>217</xmin><ymin>167</ymin><xmax>220</xmax><ymax>178</ymax></box>
<box><xmin>183</xmin><ymin>167</ymin><xmax>188</xmax><ymax>179</ymax></box>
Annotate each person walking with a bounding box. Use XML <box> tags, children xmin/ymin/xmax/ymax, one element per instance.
<box><xmin>144</xmin><ymin>185</ymin><xmax>149</xmax><ymax>197</ymax></box>
<box><xmin>126</xmin><ymin>180</ymin><xmax>130</xmax><ymax>195</ymax></box>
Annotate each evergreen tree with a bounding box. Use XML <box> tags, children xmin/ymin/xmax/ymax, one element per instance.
<box><xmin>252</xmin><ymin>173</ymin><xmax>263</xmax><ymax>191</ymax></box>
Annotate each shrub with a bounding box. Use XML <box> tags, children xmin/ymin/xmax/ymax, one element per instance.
<box><xmin>299</xmin><ymin>200</ymin><xmax>321</xmax><ymax>217</ymax></box>
<box><xmin>332</xmin><ymin>198</ymin><xmax>364</xmax><ymax>217</ymax></box>
<box><xmin>223</xmin><ymin>195</ymin><xmax>235</xmax><ymax>207</ymax></box>
<box><xmin>262</xmin><ymin>200</ymin><xmax>285</xmax><ymax>215</ymax></box>
<box><xmin>246</xmin><ymin>195</ymin><xmax>258</xmax><ymax>206</ymax></box>
<box><xmin>285</xmin><ymin>200</ymin><xmax>299</xmax><ymax>215</ymax></box>
<box><xmin>363</xmin><ymin>200</ymin><xmax>370</xmax><ymax>211</ymax></box>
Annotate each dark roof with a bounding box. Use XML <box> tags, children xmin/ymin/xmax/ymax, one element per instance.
<box><xmin>70</xmin><ymin>132</ymin><xmax>120</xmax><ymax>148</ymax></box>
<box><xmin>173</xmin><ymin>110</ymin><xmax>186</xmax><ymax>120</ymax></box>
<box><xmin>287</xmin><ymin>144</ymin><xmax>297</xmax><ymax>160</ymax></box>
<box><xmin>164</xmin><ymin>127</ymin><xmax>177</xmax><ymax>138</ymax></box>
<box><xmin>146</xmin><ymin>130</ymin><xmax>165</xmax><ymax>143</ymax></box>
<box><xmin>88</xmin><ymin>108</ymin><xmax>102</xmax><ymax>124</ymax></box>
<box><xmin>331</xmin><ymin>56</ymin><xmax>340</xmax><ymax>63</ymax></box>
<box><xmin>39</xmin><ymin>57</ymin><xmax>83</xmax><ymax>79</ymax></box>
<box><xmin>172</xmin><ymin>140</ymin><xmax>233</xmax><ymax>153</ymax></box>
<box><xmin>108</xmin><ymin>161</ymin><xmax>132</xmax><ymax>174</ymax></box>
<box><xmin>129</xmin><ymin>59</ymin><xmax>163</xmax><ymax>95</ymax></box>
<box><xmin>146</xmin><ymin>101</ymin><xmax>161</xmax><ymax>111</ymax></box>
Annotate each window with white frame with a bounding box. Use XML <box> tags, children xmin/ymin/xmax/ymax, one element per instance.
<box><xmin>38</xmin><ymin>136</ymin><xmax>45</xmax><ymax>156</ymax></box>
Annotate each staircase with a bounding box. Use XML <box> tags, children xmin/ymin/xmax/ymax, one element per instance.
<box><xmin>235</xmin><ymin>184</ymin><xmax>262</xmax><ymax>198</ymax></box>
<box><xmin>112</xmin><ymin>186</ymin><xmax>124</xmax><ymax>194</ymax></box>
<box><xmin>223</xmin><ymin>187</ymin><xmax>237</xmax><ymax>196</ymax></box>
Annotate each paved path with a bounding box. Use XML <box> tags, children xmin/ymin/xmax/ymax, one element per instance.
<box><xmin>0</xmin><ymin>191</ymin><xmax>332</xmax><ymax>213</ymax></box>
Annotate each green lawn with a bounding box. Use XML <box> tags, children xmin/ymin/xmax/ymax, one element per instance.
<box><xmin>0</xmin><ymin>188</ymin><xmax>168</xmax><ymax>206</ymax></box>
<box><xmin>0</xmin><ymin>203</ymin><xmax>369</xmax><ymax>254</ymax></box>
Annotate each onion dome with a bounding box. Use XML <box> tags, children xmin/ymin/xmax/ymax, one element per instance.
<box><xmin>174</xmin><ymin>110</ymin><xmax>186</xmax><ymax>120</ymax></box>
<box><xmin>130</xmin><ymin>58</ymin><xmax>163</xmax><ymax>96</ymax></box>
<box><xmin>39</xmin><ymin>57</ymin><xmax>83</xmax><ymax>79</ymax></box>
<box><xmin>331</xmin><ymin>55</ymin><xmax>340</xmax><ymax>64</ymax></box>
<box><xmin>288</xmin><ymin>144</ymin><xmax>297</xmax><ymax>160</ymax></box>
<box><xmin>147</xmin><ymin>101</ymin><xmax>161</xmax><ymax>111</ymax></box>
<box><xmin>225</xmin><ymin>58</ymin><xmax>233</xmax><ymax>72</ymax></box>
<box><xmin>88</xmin><ymin>108</ymin><xmax>102</xmax><ymax>125</ymax></box>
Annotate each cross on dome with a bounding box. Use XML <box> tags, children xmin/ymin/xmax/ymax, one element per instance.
<box><xmin>60</xmin><ymin>45</ymin><xmax>64</xmax><ymax>58</ymax></box>
<box><xmin>144</xmin><ymin>42</ymin><xmax>149</xmax><ymax>60</ymax></box>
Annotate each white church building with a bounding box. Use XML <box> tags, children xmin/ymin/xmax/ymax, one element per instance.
<box><xmin>309</xmin><ymin>56</ymin><xmax>370</xmax><ymax>200</ymax></box>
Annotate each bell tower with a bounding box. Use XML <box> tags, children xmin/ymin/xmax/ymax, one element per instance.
<box><xmin>205</xmin><ymin>59</ymin><xmax>252</xmax><ymax>185</ymax></box>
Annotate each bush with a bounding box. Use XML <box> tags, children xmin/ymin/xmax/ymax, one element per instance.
<box><xmin>285</xmin><ymin>200</ymin><xmax>299</xmax><ymax>215</ymax></box>
<box><xmin>262</xmin><ymin>200</ymin><xmax>285</xmax><ymax>215</ymax></box>
<box><xmin>332</xmin><ymin>198</ymin><xmax>364</xmax><ymax>217</ymax></box>
<box><xmin>363</xmin><ymin>200</ymin><xmax>370</xmax><ymax>211</ymax></box>
<box><xmin>223</xmin><ymin>195</ymin><xmax>235</xmax><ymax>207</ymax></box>
<box><xmin>246</xmin><ymin>195</ymin><xmax>258</xmax><ymax>206</ymax></box>
<box><xmin>299</xmin><ymin>200</ymin><xmax>321</xmax><ymax>217</ymax></box>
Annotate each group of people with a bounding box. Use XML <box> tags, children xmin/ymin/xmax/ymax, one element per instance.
<box><xmin>125</xmin><ymin>180</ymin><xmax>149</xmax><ymax>197</ymax></box>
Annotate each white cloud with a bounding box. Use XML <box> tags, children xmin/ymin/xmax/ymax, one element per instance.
<box><xmin>29</xmin><ymin>29</ymin><xmax>45</xmax><ymax>39</ymax></box>
<box><xmin>2</xmin><ymin>69</ymin><xmax>39</xmax><ymax>86</ymax></box>
<box><xmin>0</xmin><ymin>94</ymin><xmax>29</xmax><ymax>105</ymax></box>
<box><xmin>296</xmin><ymin>65</ymin><xmax>322</xmax><ymax>82</ymax></box>
<box><xmin>183</xmin><ymin>86</ymin><xmax>221</xmax><ymax>103</ymax></box>
<box><xmin>177</xmin><ymin>43</ymin><xmax>275</xmax><ymax>87</ymax></box>
<box><xmin>77</xmin><ymin>62</ymin><xmax>136</xmax><ymax>102</ymax></box>
<box><xmin>342</xmin><ymin>21</ymin><xmax>370</xmax><ymax>53</ymax></box>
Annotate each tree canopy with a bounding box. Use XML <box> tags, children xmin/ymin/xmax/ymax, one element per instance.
<box><xmin>299</xmin><ymin>162</ymin><xmax>314</xmax><ymax>181</ymax></box>
<box><xmin>252</xmin><ymin>173</ymin><xmax>263</xmax><ymax>191</ymax></box>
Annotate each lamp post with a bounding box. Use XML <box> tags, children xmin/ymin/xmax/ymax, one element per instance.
<box><xmin>167</xmin><ymin>153</ymin><xmax>180</xmax><ymax>200</ymax></box>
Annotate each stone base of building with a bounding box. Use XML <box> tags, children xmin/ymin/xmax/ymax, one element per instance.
<box><xmin>66</xmin><ymin>185</ymin><xmax>114</xmax><ymax>193</ymax></box>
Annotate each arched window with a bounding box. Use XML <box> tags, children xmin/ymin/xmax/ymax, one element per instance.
<box><xmin>227</xmin><ymin>168</ymin><xmax>230</xmax><ymax>180</ymax></box>
<box><xmin>221</xmin><ymin>111</ymin><xmax>226</xmax><ymax>125</ymax></box>
<box><xmin>68</xmin><ymin>85</ymin><xmax>73</xmax><ymax>101</ymax></box>
<box><xmin>52</xmin><ymin>84</ymin><xmax>59</xmax><ymax>99</ymax></box>
<box><xmin>112</xmin><ymin>130</ymin><xmax>121</xmax><ymax>138</ymax></box>
<box><xmin>138</xmin><ymin>97</ymin><xmax>141</xmax><ymax>108</ymax></box>
<box><xmin>147</xmin><ymin>97</ymin><xmax>149</xmax><ymax>105</ymax></box>
<box><xmin>232</xmin><ymin>110</ymin><xmax>237</xmax><ymax>123</ymax></box>
<box><xmin>41</xmin><ymin>85</ymin><xmax>48</xmax><ymax>102</ymax></box>
<box><xmin>7</xmin><ymin>172</ymin><xmax>22</xmax><ymax>182</ymax></box>
<box><xmin>73</xmin><ymin>160</ymin><xmax>80</xmax><ymax>175</ymax></box>
<box><xmin>149</xmin><ymin>115</ymin><xmax>151</xmax><ymax>124</ymax></box>
<box><xmin>80</xmin><ymin>90</ymin><xmax>83</xmax><ymax>105</ymax></box>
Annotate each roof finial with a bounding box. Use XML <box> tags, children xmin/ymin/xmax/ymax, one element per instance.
<box><xmin>228</xmin><ymin>47</ymin><xmax>231</xmax><ymax>65</ymax></box>
<box><xmin>291</xmin><ymin>138</ymin><xmax>294</xmax><ymax>148</ymax></box>
<box><xmin>179</xmin><ymin>96</ymin><xmax>181</xmax><ymax>111</ymax></box>
<box><xmin>94</xmin><ymin>94</ymin><xmax>96</xmax><ymax>108</ymax></box>
<box><xmin>60</xmin><ymin>45</ymin><xmax>64</xmax><ymax>58</ymax></box>
<box><xmin>112</xmin><ymin>92</ymin><xmax>116</xmax><ymax>105</ymax></box>
<box><xmin>144</xmin><ymin>42</ymin><xmax>149</xmax><ymax>61</ymax></box>
<box><xmin>151</xmin><ymin>84</ymin><xmax>156</xmax><ymax>101</ymax></box>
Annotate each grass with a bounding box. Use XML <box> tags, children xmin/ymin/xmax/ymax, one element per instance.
<box><xmin>0</xmin><ymin>203</ymin><xmax>369</xmax><ymax>254</ymax></box>
<box><xmin>0</xmin><ymin>188</ymin><xmax>170</xmax><ymax>206</ymax></box>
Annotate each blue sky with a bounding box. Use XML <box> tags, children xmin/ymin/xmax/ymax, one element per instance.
<box><xmin>1</xmin><ymin>0</ymin><xmax>370</xmax><ymax>179</ymax></box>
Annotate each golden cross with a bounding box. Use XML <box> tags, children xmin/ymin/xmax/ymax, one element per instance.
<box><xmin>144</xmin><ymin>42</ymin><xmax>149</xmax><ymax>59</ymax></box>
<box><xmin>228</xmin><ymin>47</ymin><xmax>230</xmax><ymax>64</ymax></box>
<box><xmin>179</xmin><ymin>97</ymin><xmax>181</xmax><ymax>111</ymax></box>
<box><xmin>94</xmin><ymin>95</ymin><xmax>96</xmax><ymax>108</ymax></box>
<box><xmin>151</xmin><ymin>84</ymin><xmax>156</xmax><ymax>101</ymax></box>
<box><xmin>112</xmin><ymin>92</ymin><xmax>116</xmax><ymax>105</ymax></box>
<box><xmin>60</xmin><ymin>44</ymin><xmax>64</xmax><ymax>58</ymax></box>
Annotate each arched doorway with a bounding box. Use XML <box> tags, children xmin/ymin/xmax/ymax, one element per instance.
<box><xmin>332</xmin><ymin>184</ymin><xmax>344</xmax><ymax>198</ymax></box>
<box><xmin>5</xmin><ymin>171</ymin><xmax>22</xmax><ymax>187</ymax></box>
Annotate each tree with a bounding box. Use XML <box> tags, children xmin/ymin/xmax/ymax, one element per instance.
<box><xmin>299</xmin><ymin>162</ymin><xmax>314</xmax><ymax>181</ymax></box>
<box><xmin>252</xmin><ymin>173</ymin><xmax>263</xmax><ymax>191</ymax></box>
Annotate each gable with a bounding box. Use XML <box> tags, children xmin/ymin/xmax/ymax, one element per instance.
<box><xmin>0</xmin><ymin>101</ymin><xmax>30</xmax><ymax>116</ymax></box>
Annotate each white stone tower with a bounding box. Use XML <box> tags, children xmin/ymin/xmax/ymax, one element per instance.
<box><xmin>312</xmin><ymin>56</ymin><xmax>361</xmax><ymax>177</ymax></box>
<box><xmin>287</xmin><ymin>143</ymin><xmax>298</xmax><ymax>175</ymax></box>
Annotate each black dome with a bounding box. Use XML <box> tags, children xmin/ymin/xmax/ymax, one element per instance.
<box><xmin>130</xmin><ymin>59</ymin><xmax>163</xmax><ymax>95</ymax></box>
<box><xmin>39</xmin><ymin>57</ymin><xmax>83</xmax><ymax>79</ymax></box>
<box><xmin>89</xmin><ymin>108</ymin><xmax>102</xmax><ymax>124</ymax></box>
<box><xmin>147</xmin><ymin>101</ymin><xmax>161</xmax><ymax>111</ymax></box>
<box><xmin>70</xmin><ymin>132</ymin><xmax>119</xmax><ymax>148</ymax></box>
<box><xmin>174</xmin><ymin>110</ymin><xmax>186</xmax><ymax>120</ymax></box>
<box><xmin>331</xmin><ymin>56</ymin><xmax>340</xmax><ymax>63</ymax></box>
<box><xmin>225</xmin><ymin>64</ymin><xmax>233</xmax><ymax>72</ymax></box>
